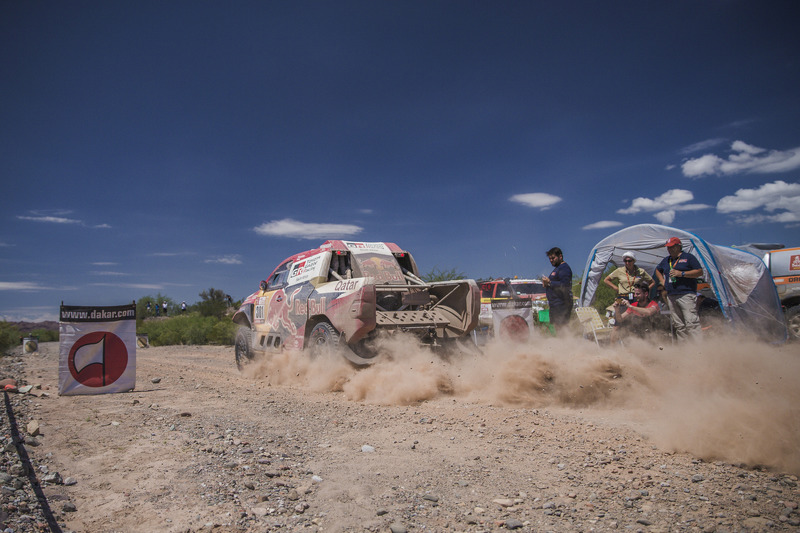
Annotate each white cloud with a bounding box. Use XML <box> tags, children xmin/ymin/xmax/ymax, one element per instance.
<box><xmin>716</xmin><ymin>180</ymin><xmax>800</xmax><ymax>224</ymax></box>
<box><xmin>17</xmin><ymin>215</ymin><xmax>81</xmax><ymax>224</ymax></box>
<box><xmin>253</xmin><ymin>219</ymin><xmax>363</xmax><ymax>240</ymax></box>
<box><xmin>617</xmin><ymin>189</ymin><xmax>711</xmax><ymax>223</ymax></box>
<box><xmin>90</xmin><ymin>271</ymin><xmax>129</xmax><ymax>276</ymax></box>
<box><xmin>205</xmin><ymin>255</ymin><xmax>243</xmax><ymax>265</ymax></box>
<box><xmin>509</xmin><ymin>193</ymin><xmax>562</xmax><ymax>209</ymax></box>
<box><xmin>682</xmin><ymin>141</ymin><xmax>800</xmax><ymax>178</ymax></box>
<box><xmin>679</xmin><ymin>138</ymin><xmax>726</xmax><ymax>155</ymax></box>
<box><xmin>0</xmin><ymin>281</ymin><xmax>47</xmax><ymax>291</ymax></box>
<box><xmin>582</xmin><ymin>220</ymin><xmax>623</xmax><ymax>230</ymax></box>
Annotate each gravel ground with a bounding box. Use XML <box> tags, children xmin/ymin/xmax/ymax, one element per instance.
<box><xmin>1</xmin><ymin>336</ymin><xmax>798</xmax><ymax>532</ymax></box>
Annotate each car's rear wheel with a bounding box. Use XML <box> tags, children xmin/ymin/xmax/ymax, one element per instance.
<box><xmin>308</xmin><ymin>320</ymin><xmax>341</xmax><ymax>359</ymax></box>
<box><xmin>235</xmin><ymin>326</ymin><xmax>255</xmax><ymax>370</ymax></box>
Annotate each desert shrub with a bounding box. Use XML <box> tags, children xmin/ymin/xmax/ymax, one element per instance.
<box><xmin>138</xmin><ymin>315</ymin><xmax>236</xmax><ymax>346</ymax></box>
<box><xmin>0</xmin><ymin>322</ymin><xmax>21</xmax><ymax>354</ymax></box>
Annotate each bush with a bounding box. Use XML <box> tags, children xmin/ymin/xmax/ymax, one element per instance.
<box><xmin>0</xmin><ymin>322</ymin><xmax>21</xmax><ymax>354</ymax></box>
<box><xmin>137</xmin><ymin>314</ymin><xmax>236</xmax><ymax>346</ymax></box>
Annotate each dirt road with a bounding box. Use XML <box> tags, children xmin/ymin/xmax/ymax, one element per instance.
<box><xmin>2</xmin><ymin>333</ymin><xmax>799</xmax><ymax>532</ymax></box>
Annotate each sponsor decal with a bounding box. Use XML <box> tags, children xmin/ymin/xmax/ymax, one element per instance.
<box><xmin>790</xmin><ymin>255</ymin><xmax>800</xmax><ymax>271</ymax></box>
<box><xmin>288</xmin><ymin>253</ymin><xmax>324</xmax><ymax>284</ymax></box>
<box><xmin>344</xmin><ymin>241</ymin><xmax>391</xmax><ymax>254</ymax></box>
<box><xmin>334</xmin><ymin>279</ymin><xmax>361</xmax><ymax>291</ymax></box>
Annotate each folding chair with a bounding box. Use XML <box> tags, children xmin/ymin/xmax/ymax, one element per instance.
<box><xmin>574</xmin><ymin>307</ymin><xmax>614</xmax><ymax>346</ymax></box>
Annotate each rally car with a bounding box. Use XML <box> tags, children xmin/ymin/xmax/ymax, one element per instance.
<box><xmin>232</xmin><ymin>240</ymin><xmax>480</xmax><ymax>367</ymax></box>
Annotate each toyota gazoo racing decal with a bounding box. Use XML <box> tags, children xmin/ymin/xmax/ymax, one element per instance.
<box><xmin>287</xmin><ymin>251</ymin><xmax>326</xmax><ymax>286</ymax></box>
<box><xmin>343</xmin><ymin>241</ymin><xmax>392</xmax><ymax>255</ymax></box>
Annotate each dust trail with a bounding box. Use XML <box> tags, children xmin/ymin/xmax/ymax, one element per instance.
<box><xmin>240</xmin><ymin>329</ymin><xmax>800</xmax><ymax>474</ymax></box>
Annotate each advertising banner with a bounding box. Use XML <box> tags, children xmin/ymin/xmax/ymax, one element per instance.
<box><xmin>59</xmin><ymin>303</ymin><xmax>137</xmax><ymax>395</ymax></box>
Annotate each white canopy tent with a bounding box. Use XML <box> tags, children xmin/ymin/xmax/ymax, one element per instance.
<box><xmin>578</xmin><ymin>224</ymin><xmax>787</xmax><ymax>343</ymax></box>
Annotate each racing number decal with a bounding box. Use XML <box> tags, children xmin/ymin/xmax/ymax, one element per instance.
<box><xmin>254</xmin><ymin>297</ymin><xmax>267</xmax><ymax>323</ymax></box>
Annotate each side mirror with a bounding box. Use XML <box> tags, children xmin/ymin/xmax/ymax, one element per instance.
<box><xmin>260</xmin><ymin>281</ymin><xmax>268</xmax><ymax>291</ymax></box>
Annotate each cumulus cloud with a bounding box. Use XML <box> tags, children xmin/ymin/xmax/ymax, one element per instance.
<box><xmin>682</xmin><ymin>141</ymin><xmax>800</xmax><ymax>178</ymax></box>
<box><xmin>617</xmin><ymin>189</ymin><xmax>711</xmax><ymax>223</ymax></box>
<box><xmin>254</xmin><ymin>218</ymin><xmax>363</xmax><ymax>240</ymax></box>
<box><xmin>509</xmin><ymin>193</ymin><xmax>562</xmax><ymax>209</ymax></box>
<box><xmin>205</xmin><ymin>255</ymin><xmax>243</xmax><ymax>265</ymax></box>
<box><xmin>582</xmin><ymin>220</ymin><xmax>623</xmax><ymax>230</ymax></box>
<box><xmin>717</xmin><ymin>180</ymin><xmax>800</xmax><ymax>224</ymax></box>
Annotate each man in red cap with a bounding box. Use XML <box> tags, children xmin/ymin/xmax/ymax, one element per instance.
<box><xmin>655</xmin><ymin>237</ymin><xmax>703</xmax><ymax>340</ymax></box>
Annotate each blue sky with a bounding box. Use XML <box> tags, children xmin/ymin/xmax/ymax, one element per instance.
<box><xmin>2</xmin><ymin>2</ymin><xmax>799</xmax><ymax>322</ymax></box>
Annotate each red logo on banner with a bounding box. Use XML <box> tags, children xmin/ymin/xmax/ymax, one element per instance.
<box><xmin>68</xmin><ymin>331</ymin><xmax>129</xmax><ymax>387</ymax></box>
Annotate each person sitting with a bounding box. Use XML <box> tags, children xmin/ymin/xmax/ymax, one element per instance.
<box><xmin>603</xmin><ymin>251</ymin><xmax>654</xmax><ymax>302</ymax></box>
<box><xmin>611</xmin><ymin>281</ymin><xmax>660</xmax><ymax>342</ymax></box>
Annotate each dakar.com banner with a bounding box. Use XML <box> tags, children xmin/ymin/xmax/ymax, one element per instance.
<box><xmin>59</xmin><ymin>303</ymin><xmax>137</xmax><ymax>396</ymax></box>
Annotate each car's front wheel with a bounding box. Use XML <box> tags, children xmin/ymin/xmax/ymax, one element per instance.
<box><xmin>235</xmin><ymin>326</ymin><xmax>255</xmax><ymax>370</ymax></box>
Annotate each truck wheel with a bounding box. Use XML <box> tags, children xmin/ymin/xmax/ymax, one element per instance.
<box><xmin>786</xmin><ymin>306</ymin><xmax>800</xmax><ymax>341</ymax></box>
<box><xmin>308</xmin><ymin>321</ymin><xmax>340</xmax><ymax>358</ymax></box>
<box><xmin>235</xmin><ymin>326</ymin><xmax>255</xmax><ymax>370</ymax></box>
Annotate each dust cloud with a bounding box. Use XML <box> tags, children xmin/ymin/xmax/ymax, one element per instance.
<box><xmin>242</xmin><ymin>329</ymin><xmax>800</xmax><ymax>475</ymax></box>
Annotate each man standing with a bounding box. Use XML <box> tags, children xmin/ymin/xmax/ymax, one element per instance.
<box><xmin>541</xmin><ymin>247</ymin><xmax>573</xmax><ymax>329</ymax></box>
<box><xmin>655</xmin><ymin>237</ymin><xmax>703</xmax><ymax>340</ymax></box>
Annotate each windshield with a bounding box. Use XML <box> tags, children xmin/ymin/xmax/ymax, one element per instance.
<box><xmin>511</xmin><ymin>282</ymin><xmax>545</xmax><ymax>296</ymax></box>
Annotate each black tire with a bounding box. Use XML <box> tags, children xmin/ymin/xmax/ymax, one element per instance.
<box><xmin>235</xmin><ymin>326</ymin><xmax>255</xmax><ymax>370</ymax></box>
<box><xmin>308</xmin><ymin>320</ymin><xmax>341</xmax><ymax>359</ymax></box>
<box><xmin>786</xmin><ymin>306</ymin><xmax>800</xmax><ymax>341</ymax></box>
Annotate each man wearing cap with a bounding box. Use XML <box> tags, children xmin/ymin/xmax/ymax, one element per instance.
<box><xmin>655</xmin><ymin>237</ymin><xmax>703</xmax><ymax>340</ymax></box>
<box><xmin>603</xmin><ymin>251</ymin><xmax>654</xmax><ymax>302</ymax></box>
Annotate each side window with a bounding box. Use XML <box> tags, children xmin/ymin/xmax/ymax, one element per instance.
<box><xmin>267</xmin><ymin>261</ymin><xmax>291</xmax><ymax>290</ymax></box>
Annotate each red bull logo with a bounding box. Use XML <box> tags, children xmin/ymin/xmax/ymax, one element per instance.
<box><xmin>264</xmin><ymin>287</ymin><xmax>302</xmax><ymax>336</ymax></box>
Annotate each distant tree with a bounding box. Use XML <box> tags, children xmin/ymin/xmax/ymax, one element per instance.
<box><xmin>421</xmin><ymin>266</ymin><xmax>467</xmax><ymax>282</ymax></box>
<box><xmin>196</xmin><ymin>288</ymin><xmax>231</xmax><ymax>319</ymax></box>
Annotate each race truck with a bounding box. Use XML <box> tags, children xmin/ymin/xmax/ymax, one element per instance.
<box><xmin>232</xmin><ymin>240</ymin><xmax>480</xmax><ymax>367</ymax></box>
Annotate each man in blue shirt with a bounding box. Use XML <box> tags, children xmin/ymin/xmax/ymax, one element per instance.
<box><xmin>541</xmin><ymin>247</ymin><xmax>573</xmax><ymax>330</ymax></box>
<box><xmin>655</xmin><ymin>237</ymin><xmax>703</xmax><ymax>340</ymax></box>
